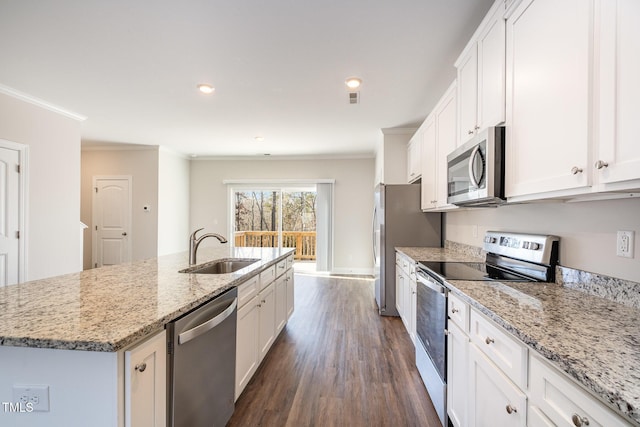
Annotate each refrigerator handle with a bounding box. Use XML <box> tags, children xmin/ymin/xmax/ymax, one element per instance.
<box><xmin>372</xmin><ymin>205</ymin><xmax>377</xmax><ymax>263</ymax></box>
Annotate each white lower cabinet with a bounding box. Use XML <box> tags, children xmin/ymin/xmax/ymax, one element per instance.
<box><xmin>447</xmin><ymin>297</ymin><xmax>632</xmax><ymax>427</ymax></box>
<box><xmin>235</xmin><ymin>257</ymin><xmax>295</xmax><ymax>401</ymax></box>
<box><xmin>529</xmin><ymin>355</ymin><xmax>630</xmax><ymax>427</ymax></box>
<box><xmin>235</xmin><ymin>293</ymin><xmax>260</xmax><ymax>401</ymax></box>
<box><xmin>124</xmin><ymin>329</ymin><xmax>167</xmax><ymax>427</ymax></box>
<box><xmin>446</xmin><ymin>321</ymin><xmax>468</xmax><ymax>427</ymax></box>
<box><xmin>468</xmin><ymin>343</ymin><xmax>527</xmax><ymax>427</ymax></box>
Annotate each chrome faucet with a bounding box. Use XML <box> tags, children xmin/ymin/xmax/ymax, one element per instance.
<box><xmin>189</xmin><ymin>228</ymin><xmax>228</xmax><ymax>265</ymax></box>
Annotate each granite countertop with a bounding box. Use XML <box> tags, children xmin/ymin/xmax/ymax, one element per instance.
<box><xmin>0</xmin><ymin>247</ymin><xmax>294</xmax><ymax>352</ymax></box>
<box><xmin>395</xmin><ymin>246</ymin><xmax>484</xmax><ymax>263</ymax></box>
<box><xmin>449</xmin><ymin>281</ymin><xmax>640</xmax><ymax>425</ymax></box>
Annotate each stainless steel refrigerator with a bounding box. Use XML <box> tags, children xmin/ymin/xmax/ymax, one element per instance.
<box><xmin>373</xmin><ymin>183</ymin><xmax>442</xmax><ymax>316</ymax></box>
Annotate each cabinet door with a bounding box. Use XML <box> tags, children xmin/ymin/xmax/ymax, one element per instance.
<box><xmin>407</xmin><ymin>135</ymin><xmax>422</xmax><ymax>183</ymax></box>
<box><xmin>505</xmin><ymin>0</ymin><xmax>591</xmax><ymax>198</ymax></box>
<box><xmin>235</xmin><ymin>296</ymin><xmax>259</xmax><ymax>401</ymax></box>
<box><xmin>286</xmin><ymin>268</ymin><xmax>295</xmax><ymax>319</ymax></box>
<box><xmin>258</xmin><ymin>282</ymin><xmax>276</xmax><ymax>360</ymax></box>
<box><xmin>529</xmin><ymin>355</ymin><xmax>630</xmax><ymax>427</ymax></box>
<box><xmin>420</xmin><ymin>117</ymin><xmax>437</xmax><ymax>210</ymax></box>
<box><xmin>409</xmin><ymin>277</ymin><xmax>417</xmax><ymax>345</ymax></box>
<box><xmin>275</xmin><ymin>274</ymin><xmax>287</xmax><ymax>334</ymax></box>
<box><xmin>125</xmin><ymin>330</ymin><xmax>167</xmax><ymax>427</ymax></box>
<box><xmin>597</xmin><ymin>0</ymin><xmax>640</xmax><ymax>186</ymax></box>
<box><xmin>468</xmin><ymin>344</ymin><xmax>527</xmax><ymax>427</ymax></box>
<box><xmin>435</xmin><ymin>85</ymin><xmax>458</xmax><ymax>210</ymax></box>
<box><xmin>477</xmin><ymin>5</ymin><xmax>506</xmax><ymax>129</ymax></box>
<box><xmin>447</xmin><ymin>322</ymin><xmax>468</xmax><ymax>427</ymax></box>
<box><xmin>457</xmin><ymin>46</ymin><xmax>479</xmax><ymax>145</ymax></box>
<box><xmin>395</xmin><ymin>264</ymin><xmax>404</xmax><ymax>315</ymax></box>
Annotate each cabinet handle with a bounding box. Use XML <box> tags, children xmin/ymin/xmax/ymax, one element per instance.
<box><xmin>134</xmin><ymin>362</ymin><xmax>147</xmax><ymax>373</ymax></box>
<box><xmin>485</xmin><ymin>337</ymin><xmax>495</xmax><ymax>345</ymax></box>
<box><xmin>572</xmin><ymin>413</ymin><xmax>590</xmax><ymax>426</ymax></box>
<box><xmin>571</xmin><ymin>166</ymin><xmax>583</xmax><ymax>175</ymax></box>
<box><xmin>451</xmin><ymin>308</ymin><xmax>459</xmax><ymax>314</ymax></box>
<box><xmin>594</xmin><ymin>160</ymin><xmax>609</xmax><ymax>170</ymax></box>
<box><xmin>431</xmin><ymin>200</ymin><xmax>437</xmax><ymax>204</ymax></box>
<box><xmin>474</xmin><ymin>125</ymin><xmax>480</xmax><ymax>130</ymax></box>
<box><xmin>467</xmin><ymin>130</ymin><xmax>474</xmax><ymax>135</ymax></box>
<box><xmin>505</xmin><ymin>404</ymin><xmax>517</xmax><ymax>414</ymax></box>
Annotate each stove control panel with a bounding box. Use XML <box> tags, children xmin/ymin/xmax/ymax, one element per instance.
<box><xmin>483</xmin><ymin>231</ymin><xmax>559</xmax><ymax>265</ymax></box>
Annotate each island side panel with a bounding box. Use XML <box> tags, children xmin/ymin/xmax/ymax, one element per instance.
<box><xmin>0</xmin><ymin>346</ymin><xmax>119</xmax><ymax>427</ymax></box>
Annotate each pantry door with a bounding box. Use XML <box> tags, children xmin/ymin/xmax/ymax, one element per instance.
<box><xmin>0</xmin><ymin>143</ymin><xmax>23</xmax><ymax>286</ymax></box>
<box><xmin>92</xmin><ymin>176</ymin><xmax>132</xmax><ymax>268</ymax></box>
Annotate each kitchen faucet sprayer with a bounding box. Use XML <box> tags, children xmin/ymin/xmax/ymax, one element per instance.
<box><xmin>189</xmin><ymin>228</ymin><xmax>228</xmax><ymax>265</ymax></box>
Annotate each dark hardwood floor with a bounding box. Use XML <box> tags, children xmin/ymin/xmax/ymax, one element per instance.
<box><xmin>227</xmin><ymin>272</ymin><xmax>441</xmax><ymax>427</ymax></box>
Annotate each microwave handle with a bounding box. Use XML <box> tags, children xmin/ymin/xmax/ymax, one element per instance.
<box><xmin>468</xmin><ymin>145</ymin><xmax>481</xmax><ymax>188</ymax></box>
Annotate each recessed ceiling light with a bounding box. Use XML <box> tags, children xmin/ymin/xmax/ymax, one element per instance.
<box><xmin>345</xmin><ymin>77</ymin><xmax>362</xmax><ymax>90</ymax></box>
<box><xmin>197</xmin><ymin>84</ymin><xmax>215</xmax><ymax>94</ymax></box>
<box><xmin>255</xmin><ymin>136</ymin><xmax>265</xmax><ymax>142</ymax></box>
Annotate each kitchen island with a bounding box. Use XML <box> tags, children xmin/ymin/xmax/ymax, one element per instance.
<box><xmin>0</xmin><ymin>246</ymin><xmax>294</xmax><ymax>426</ymax></box>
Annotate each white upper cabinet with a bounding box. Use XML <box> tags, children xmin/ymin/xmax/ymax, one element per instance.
<box><xmin>421</xmin><ymin>82</ymin><xmax>458</xmax><ymax>211</ymax></box>
<box><xmin>505</xmin><ymin>0</ymin><xmax>592</xmax><ymax>199</ymax></box>
<box><xmin>596</xmin><ymin>0</ymin><xmax>640</xmax><ymax>189</ymax></box>
<box><xmin>456</xmin><ymin>0</ymin><xmax>506</xmax><ymax>145</ymax></box>
<box><xmin>407</xmin><ymin>133</ymin><xmax>422</xmax><ymax>183</ymax></box>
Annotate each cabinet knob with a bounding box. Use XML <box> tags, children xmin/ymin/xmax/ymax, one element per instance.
<box><xmin>572</xmin><ymin>413</ymin><xmax>590</xmax><ymax>426</ymax></box>
<box><xmin>505</xmin><ymin>404</ymin><xmax>517</xmax><ymax>415</ymax></box>
<box><xmin>134</xmin><ymin>362</ymin><xmax>147</xmax><ymax>373</ymax></box>
<box><xmin>594</xmin><ymin>160</ymin><xmax>609</xmax><ymax>170</ymax></box>
<box><xmin>571</xmin><ymin>166</ymin><xmax>583</xmax><ymax>175</ymax></box>
<box><xmin>485</xmin><ymin>337</ymin><xmax>495</xmax><ymax>345</ymax></box>
<box><xmin>122</xmin><ymin>232</ymin><xmax>127</xmax><ymax>236</ymax></box>
<box><xmin>451</xmin><ymin>308</ymin><xmax>459</xmax><ymax>314</ymax></box>
<box><xmin>474</xmin><ymin>125</ymin><xmax>480</xmax><ymax>130</ymax></box>
<box><xmin>468</xmin><ymin>130</ymin><xmax>474</xmax><ymax>135</ymax></box>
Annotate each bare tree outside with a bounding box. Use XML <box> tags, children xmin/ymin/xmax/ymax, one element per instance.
<box><xmin>234</xmin><ymin>190</ymin><xmax>317</xmax><ymax>260</ymax></box>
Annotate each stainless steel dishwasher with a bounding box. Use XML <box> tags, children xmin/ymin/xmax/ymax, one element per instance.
<box><xmin>167</xmin><ymin>287</ymin><xmax>237</xmax><ymax>427</ymax></box>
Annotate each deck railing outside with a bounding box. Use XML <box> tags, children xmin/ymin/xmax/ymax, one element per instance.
<box><xmin>234</xmin><ymin>231</ymin><xmax>316</xmax><ymax>260</ymax></box>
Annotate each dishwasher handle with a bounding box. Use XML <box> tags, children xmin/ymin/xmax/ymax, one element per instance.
<box><xmin>178</xmin><ymin>298</ymin><xmax>238</xmax><ymax>345</ymax></box>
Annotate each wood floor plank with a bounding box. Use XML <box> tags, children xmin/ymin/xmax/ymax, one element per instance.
<box><xmin>228</xmin><ymin>273</ymin><xmax>442</xmax><ymax>427</ymax></box>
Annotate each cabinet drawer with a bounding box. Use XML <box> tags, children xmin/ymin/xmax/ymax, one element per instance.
<box><xmin>529</xmin><ymin>355</ymin><xmax>630</xmax><ymax>427</ymax></box>
<box><xmin>469</xmin><ymin>309</ymin><xmax>527</xmax><ymax>389</ymax></box>
<box><xmin>275</xmin><ymin>259</ymin><xmax>287</xmax><ymax>277</ymax></box>
<box><xmin>448</xmin><ymin>293</ymin><xmax>469</xmax><ymax>332</ymax></box>
<box><xmin>237</xmin><ymin>275</ymin><xmax>259</xmax><ymax>309</ymax></box>
<box><xmin>285</xmin><ymin>254</ymin><xmax>294</xmax><ymax>270</ymax></box>
<box><xmin>259</xmin><ymin>266</ymin><xmax>276</xmax><ymax>290</ymax></box>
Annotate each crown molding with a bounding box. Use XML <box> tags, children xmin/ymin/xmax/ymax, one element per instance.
<box><xmin>0</xmin><ymin>84</ymin><xmax>87</xmax><ymax>121</ymax></box>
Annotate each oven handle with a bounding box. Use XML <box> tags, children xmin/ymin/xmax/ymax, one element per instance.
<box><xmin>416</xmin><ymin>272</ymin><xmax>446</xmax><ymax>294</ymax></box>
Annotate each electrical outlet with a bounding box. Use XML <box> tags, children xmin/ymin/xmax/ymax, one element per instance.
<box><xmin>617</xmin><ymin>231</ymin><xmax>635</xmax><ymax>258</ymax></box>
<box><xmin>12</xmin><ymin>385</ymin><xmax>49</xmax><ymax>412</ymax></box>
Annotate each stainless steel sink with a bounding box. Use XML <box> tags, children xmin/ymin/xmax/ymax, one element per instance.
<box><xmin>179</xmin><ymin>258</ymin><xmax>260</xmax><ymax>274</ymax></box>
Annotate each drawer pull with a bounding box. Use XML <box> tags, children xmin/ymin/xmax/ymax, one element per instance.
<box><xmin>505</xmin><ymin>404</ymin><xmax>517</xmax><ymax>415</ymax></box>
<box><xmin>134</xmin><ymin>362</ymin><xmax>147</xmax><ymax>373</ymax></box>
<box><xmin>485</xmin><ymin>337</ymin><xmax>495</xmax><ymax>345</ymax></box>
<box><xmin>451</xmin><ymin>308</ymin><xmax>459</xmax><ymax>314</ymax></box>
<box><xmin>572</xmin><ymin>414</ymin><xmax>590</xmax><ymax>426</ymax></box>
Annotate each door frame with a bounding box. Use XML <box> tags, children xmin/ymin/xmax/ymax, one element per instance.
<box><xmin>92</xmin><ymin>175</ymin><xmax>133</xmax><ymax>268</ymax></box>
<box><xmin>0</xmin><ymin>139</ymin><xmax>29</xmax><ymax>283</ymax></box>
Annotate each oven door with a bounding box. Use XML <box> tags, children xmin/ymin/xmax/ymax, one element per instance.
<box><xmin>416</xmin><ymin>270</ymin><xmax>447</xmax><ymax>382</ymax></box>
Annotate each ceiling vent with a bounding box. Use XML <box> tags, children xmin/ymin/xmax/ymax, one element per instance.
<box><xmin>349</xmin><ymin>92</ymin><xmax>360</xmax><ymax>104</ymax></box>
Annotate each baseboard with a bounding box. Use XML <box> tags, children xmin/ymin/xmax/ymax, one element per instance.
<box><xmin>330</xmin><ymin>267</ymin><xmax>374</xmax><ymax>276</ymax></box>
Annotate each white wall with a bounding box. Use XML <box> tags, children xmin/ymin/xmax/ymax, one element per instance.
<box><xmin>80</xmin><ymin>147</ymin><xmax>159</xmax><ymax>269</ymax></box>
<box><xmin>0</xmin><ymin>92</ymin><xmax>82</xmax><ymax>281</ymax></box>
<box><xmin>190</xmin><ymin>157</ymin><xmax>375</xmax><ymax>273</ymax></box>
<box><xmin>445</xmin><ymin>198</ymin><xmax>640</xmax><ymax>282</ymax></box>
<box><xmin>157</xmin><ymin>149</ymin><xmax>190</xmax><ymax>256</ymax></box>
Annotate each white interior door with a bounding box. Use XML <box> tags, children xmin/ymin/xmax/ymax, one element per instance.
<box><xmin>93</xmin><ymin>177</ymin><xmax>132</xmax><ymax>268</ymax></box>
<box><xmin>0</xmin><ymin>146</ymin><xmax>20</xmax><ymax>286</ymax></box>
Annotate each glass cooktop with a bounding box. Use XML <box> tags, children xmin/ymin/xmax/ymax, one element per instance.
<box><xmin>417</xmin><ymin>261</ymin><xmax>535</xmax><ymax>282</ymax></box>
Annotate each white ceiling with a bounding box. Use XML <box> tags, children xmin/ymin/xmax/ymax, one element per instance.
<box><xmin>0</xmin><ymin>0</ymin><xmax>494</xmax><ymax>157</ymax></box>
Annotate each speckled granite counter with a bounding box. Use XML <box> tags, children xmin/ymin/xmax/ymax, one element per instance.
<box><xmin>448</xmin><ymin>280</ymin><xmax>640</xmax><ymax>425</ymax></box>
<box><xmin>0</xmin><ymin>247</ymin><xmax>294</xmax><ymax>352</ymax></box>
<box><xmin>395</xmin><ymin>246</ymin><xmax>484</xmax><ymax>263</ymax></box>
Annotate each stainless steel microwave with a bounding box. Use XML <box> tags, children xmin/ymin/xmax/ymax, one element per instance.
<box><xmin>446</xmin><ymin>126</ymin><xmax>505</xmax><ymax>207</ymax></box>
